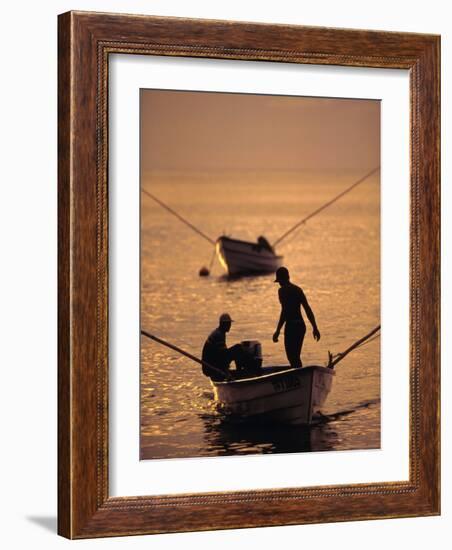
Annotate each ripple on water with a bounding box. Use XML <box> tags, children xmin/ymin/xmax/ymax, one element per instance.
<box><xmin>140</xmin><ymin>175</ymin><xmax>380</xmax><ymax>459</ymax></box>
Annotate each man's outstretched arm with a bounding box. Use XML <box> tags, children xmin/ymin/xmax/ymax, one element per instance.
<box><xmin>301</xmin><ymin>292</ymin><xmax>321</xmax><ymax>341</ymax></box>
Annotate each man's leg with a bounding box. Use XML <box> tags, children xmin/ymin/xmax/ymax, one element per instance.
<box><xmin>284</xmin><ymin>323</ymin><xmax>305</xmax><ymax>368</ymax></box>
<box><xmin>205</xmin><ymin>351</ymin><xmax>231</xmax><ymax>381</ymax></box>
<box><xmin>227</xmin><ymin>344</ymin><xmax>247</xmax><ymax>368</ymax></box>
<box><xmin>206</xmin><ymin>363</ymin><xmax>228</xmax><ymax>381</ymax></box>
<box><xmin>227</xmin><ymin>344</ymin><xmax>262</xmax><ymax>375</ymax></box>
<box><xmin>298</xmin><ymin>325</ymin><xmax>306</xmax><ymax>366</ymax></box>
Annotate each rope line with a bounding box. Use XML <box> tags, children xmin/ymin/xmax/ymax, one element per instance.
<box><xmin>207</xmin><ymin>246</ymin><xmax>217</xmax><ymax>272</ymax></box>
<box><xmin>331</xmin><ymin>333</ymin><xmax>380</xmax><ymax>361</ymax></box>
<box><xmin>141</xmin><ymin>188</ymin><xmax>215</xmax><ymax>245</ymax></box>
<box><xmin>272</xmin><ymin>166</ymin><xmax>380</xmax><ymax>248</ymax></box>
<box><xmin>354</xmin><ymin>333</ymin><xmax>380</xmax><ymax>350</ymax></box>
<box><xmin>141</xmin><ymin>329</ymin><xmax>234</xmax><ymax>381</ymax></box>
<box><xmin>327</xmin><ymin>325</ymin><xmax>381</xmax><ymax>368</ymax></box>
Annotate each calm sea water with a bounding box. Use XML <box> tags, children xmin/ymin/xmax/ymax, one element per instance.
<box><xmin>140</xmin><ymin>172</ymin><xmax>380</xmax><ymax>459</ymax></box>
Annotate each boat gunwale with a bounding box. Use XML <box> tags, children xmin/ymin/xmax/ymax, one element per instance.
<box><xmin>216</xmin><ymin>235</ymin><xmax>283</xmax><ymax>259</ymax></box>
<box><xmin>213</xmin><ymin>365</ymin><xmax>334</xmax><ymax>387</ymax></box>
<box><xmin>218</xmin><ymin>246</ymin><xmax>284</xmax><ymax>262</ymax></box>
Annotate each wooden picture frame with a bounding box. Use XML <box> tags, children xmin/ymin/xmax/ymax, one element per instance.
<box><xmin>58</xmin><ymin>11</ymin><xmax>440</xmax><ymax>538</ymax></box>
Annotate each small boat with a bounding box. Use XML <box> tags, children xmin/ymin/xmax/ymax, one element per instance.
<box><xmin>212</xmin><ymin>365</ymin><xmax>335</xmax><ymax>425</ymax></box>
<box><xmin>216</xmin><ymin>235</ymin><xmax>283</xmax><ymax>277</ymax></box>
<box><xmin>143</xmin><ymin>168</ymin><xmax>379</xmax><ymax>278</ymax></box>
<box><xmin>141</xmin><ymin>326</ymin><xmax>380</xmax><ymax>426</ymax></box>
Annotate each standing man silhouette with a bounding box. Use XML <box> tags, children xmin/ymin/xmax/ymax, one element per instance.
<box><xmin>272</xmin><ymin>267</ymin><xmax>321</xmax><ymax>368</ymax></box>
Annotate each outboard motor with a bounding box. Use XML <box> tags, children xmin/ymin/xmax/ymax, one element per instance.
<box><xmin>236</xmin><ymin>340</ymin><xmax>263</xmax><ymax>372</ymax></box>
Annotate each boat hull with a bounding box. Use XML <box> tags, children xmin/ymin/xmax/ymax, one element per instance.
<box><xmin>212</xmin><ymin>365</ymin><xmax>334</xmax><ymax>425</ymax></box>
<box><xmin>216</xmin><ymin>236</ymin><xmax>283</xmax><ymax>276</ymax></box>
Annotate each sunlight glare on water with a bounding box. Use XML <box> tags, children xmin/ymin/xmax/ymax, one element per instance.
<box><xmin>140</xmin><ymin>172</ymin><xmax>380</xmax><ymax>459</ymax></box>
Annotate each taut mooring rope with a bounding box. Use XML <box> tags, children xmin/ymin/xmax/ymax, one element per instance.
<box><xmin>327</xmin><ymin>324</ymin><xmax>381</xmax><ymax>369</ymax></box>
<box><xmin>141</xmin><ymin>188</ymin><xmax>216</xmax><ymax>245</ymax></box>
<box><xmin>141</xmin><ymin>329</ymin><xmax>234</xmax><ymax>381</ymax></box>
<box><xmin>272</xmin><ymin>166</ymin><xmax>380</xmax><ymax>248</ymax></box>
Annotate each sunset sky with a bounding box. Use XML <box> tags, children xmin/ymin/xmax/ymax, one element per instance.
<box><xmin>141</xmin><ymin>89</ymin><xmax>380</xmax><ymax>174</ymax></box>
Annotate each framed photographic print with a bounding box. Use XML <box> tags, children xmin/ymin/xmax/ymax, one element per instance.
<box><xmin>58</xmin><ymin>11</ymin><xmax>440</xmax><ymax>538</ymax></box>
<box><xmin>139</xmin><ymin>89</ymin><xmax>381</xmax><ymax>462</ymax></box>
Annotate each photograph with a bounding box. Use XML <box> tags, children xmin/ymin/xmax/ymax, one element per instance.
<box><xmin>139</xmin><ymin>89</ymin><xmax>381</xmax><ymax>460</ymax></box>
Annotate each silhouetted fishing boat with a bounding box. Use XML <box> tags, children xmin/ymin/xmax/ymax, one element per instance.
<box><xmin>141</xmin><ymin>326</ymin><xmax>380</xmax><ymax>426</ymax></box>
<box><xmin>142</xmin><ymin>166</ymin><xmax>380</xmax><ymax>277</ymax></box>
<box><xmin>212</xmin><ymin>365</ymin><xmax>334</xmax><ymax>425</ymax></box>
<box><xmin>216</xmin><ymin>235</ymin><xmax>283</xmax><ymax>277</ymax></box>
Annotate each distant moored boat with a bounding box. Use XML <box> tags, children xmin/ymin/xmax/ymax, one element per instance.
<box><xmin>142</xmin><ymin>168</ymin><xmax>379</xmax><ymax>278</ymax></box>
<box><xmin>216</xmin><ymin>235</ymin><xmax>283</xmax><ymax>277</ymax></box>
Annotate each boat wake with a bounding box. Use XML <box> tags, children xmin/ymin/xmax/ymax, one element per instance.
<box><xmin>195</xmin><ymin>397</ymin><xmax>381</xmax><ymax>455</ymax></box>
<box><xmin>312</xmin><ymin>398</ymin><xmax>380</xmax><ymax>425</ymax></box>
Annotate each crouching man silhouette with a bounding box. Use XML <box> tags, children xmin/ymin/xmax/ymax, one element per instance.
<box><xmin>201</xmin><ymin>313</ymin><xmax>247</xmax><ymax>381</ymax></box>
